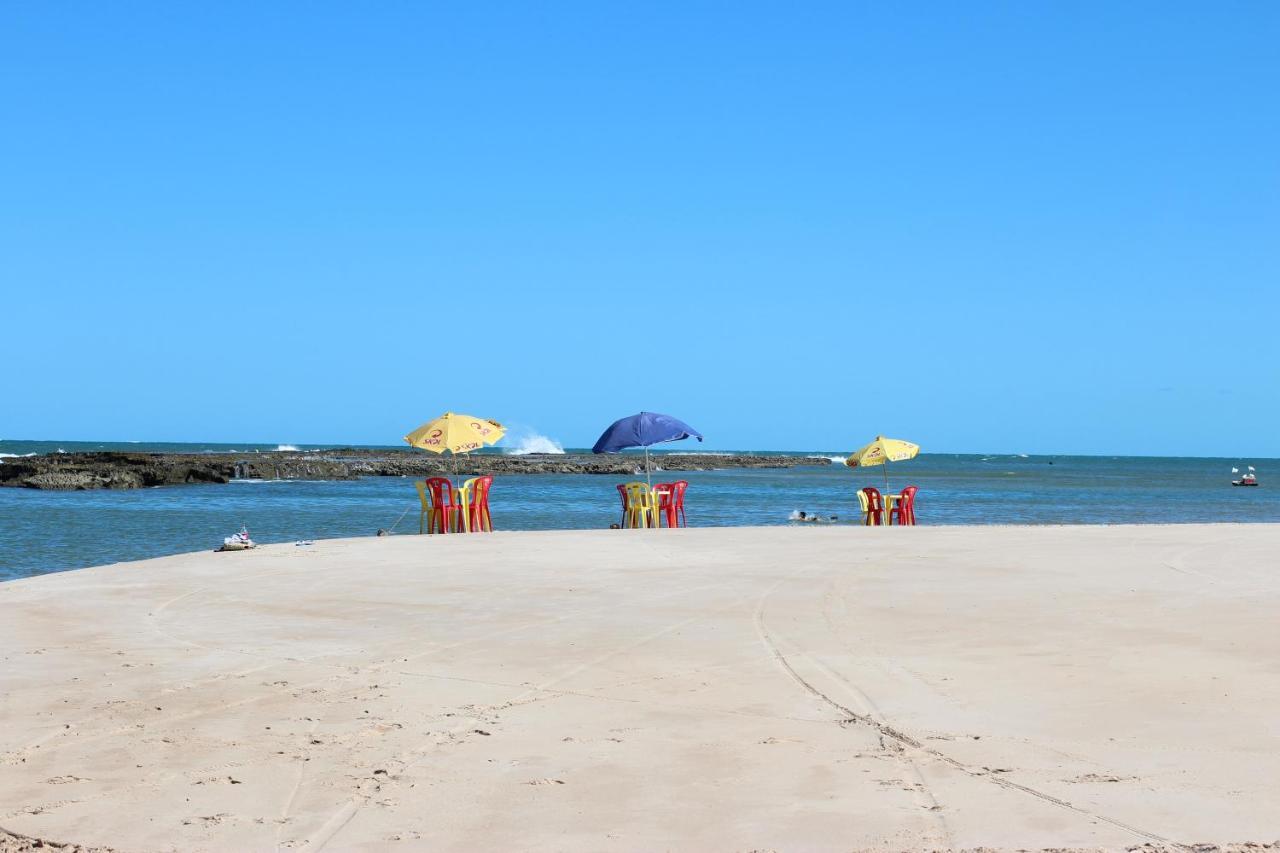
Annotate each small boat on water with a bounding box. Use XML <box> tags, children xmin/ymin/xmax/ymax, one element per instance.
<box><xmin>1231</xmin><ymin>466</ymin><xmax>1259</xmax><ymax>487</ymax></box>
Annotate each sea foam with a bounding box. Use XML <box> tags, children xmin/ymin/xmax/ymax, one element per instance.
<box><xmin>506</xmin><ymin>433</ymin><xmax>565</xmax><ymax>455</ymax></box>
<box><xmin>276</xmin><ymin>444</ymin><xmax>301</xmax><ymax>451</ymax></box>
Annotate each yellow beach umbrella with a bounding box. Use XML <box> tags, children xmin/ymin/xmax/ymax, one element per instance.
<box><xmin>404</xmin><ymin>412</ymin><xmax>505</xmax><ymax>472</ymax></box>
<box><xmin>845</xmin><ymin>435</ymin><xmax>920</xmax><ymax>491</ymax></box>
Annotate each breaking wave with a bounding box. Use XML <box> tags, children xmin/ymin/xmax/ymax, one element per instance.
<box><xmin>505</xmin><ymin>432</ymin><xmax>565</xmax><ymax>455</ymax></box>
<box><xmin>276</xmin><ymin>444</ymin><xmax>301</xmax><ymax>451</ymax></box>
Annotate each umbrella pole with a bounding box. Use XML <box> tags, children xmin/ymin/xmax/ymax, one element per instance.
<box><xmin>644</xmin><ymin>446</ymin><xmax>654</xmax><ymax>529</ymax></box>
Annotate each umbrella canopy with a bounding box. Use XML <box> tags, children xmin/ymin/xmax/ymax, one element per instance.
<box><xmin>405</xmin><ymin>412</ymin><xmax>505</xmax><ymax>456</ymax></box>
<box><xmin>592</xmin><ymin>412</ymin><xmax>703</xmax><ymax>485</ymax></box>
<box><xmin>845</xmin><ymin>435</ymin><xmax>920</xmax><ymax>491</ymax></box>
<box><xmin>592</xmin><ymin>412</ymin><xmax>703</xmax><ymax>454</ymax></box>
<box><xmin>845</xmin><ymin>436</ymin><xmax>919</xmax><ymax>468</ymax></box>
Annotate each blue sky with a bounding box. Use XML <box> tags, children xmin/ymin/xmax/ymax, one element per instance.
<box><xmin>2</xmin><ymin>3</ymin><xmax>1277</xmax><ymax>454</ymax></box>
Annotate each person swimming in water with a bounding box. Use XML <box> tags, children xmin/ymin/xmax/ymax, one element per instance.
<box><xmin>792</xmin><ymin>511</ymin><xmax>839</xmax><ymax>523</ymax></box>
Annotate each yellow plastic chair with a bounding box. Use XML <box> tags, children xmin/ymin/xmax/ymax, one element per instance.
<box><xmin>622</xmin><ymin>481</ymin><xmax>657</xmax><ymax>528</ymax></box>
<box><xmin>414</xmin><ymin>481</ymin><xmax>433</xmax><ymax>534</ymax></box>
<box><xmin>454</xmin><ymin>478</ymin><xmax>476</xmax><ymax>533</ymax></box>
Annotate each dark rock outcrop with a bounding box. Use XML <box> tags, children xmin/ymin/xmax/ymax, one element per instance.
<box><xmin>0</xmin><ymin>449</ymin><xmax>833</xmax><ymax>491</ymax></box>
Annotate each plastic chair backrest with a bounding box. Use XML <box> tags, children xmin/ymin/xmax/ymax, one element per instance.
<box><xmin>669</xmin><ymin>480</ymin><xmax>688</xmax><ymax>507</ymax></box>
<box><xmin>623</xmin><ymin>481</ymin><xmax>653</xmax><ymax>507</ymax></box>
<box><xmin>899</xmin><ymin>485</ymin><xmax>918</xmax><ymax>520</ymax></box>
<box><xmin>457</xmin><ymin>477</ymin><xmax>477</xmax><ymax>505</ymax></box>
<box><xmin>415</xmin><ymin>480</ymin><xmax>431</xmax><ymax>511</ymax></box>
<box><xmin>653</xmin><ymin>482</ymin><xmax>674</xmax><ymax>508</ymax></box>
<box><xmin>424</xmin><ymin>477</ymin><xmax>455</xmax><ymax>508</ymax></box>
<box><xmin>472</xmin><ymin>475</ymin><xmax>493</xmax><ymax>506</ymax></box>
<box><xmin>862</xmin><ymin>486</ymin><xmax>883</xmax><ymax>512</ymax></box>
<box><xmin>856</xmin><ymin>489</ymin><xmax>869</xmax><ymax>513</ymax></box>
<box><xmin>616</xmin><ymin>483</ymin><xmax>629</xmax><ymax>509</ymax></box>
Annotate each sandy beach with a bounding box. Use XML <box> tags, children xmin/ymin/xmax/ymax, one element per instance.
<box><xmin>2</xmin><ymin>524</ymin><xmax>1278</xmax><ymax>852</ymax></box>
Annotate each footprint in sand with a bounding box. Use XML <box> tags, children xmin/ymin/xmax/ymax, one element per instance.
<box><xmin>1066</xmin><ymin>772</ymin><xmax>1136</xmax><ymax>783</ymax></box>
<box><xmin>182</xmin><ymin>812</ymin><xmax>232</xmax><ymax>826</ymax></box>
<box><xmin>44</xmin><ymin>775</ymin><xmax>90</xmax><ymax>784</ymax></box>
<box><xmin>192</xmin><ymin>775</ymin><xmax>242</xmax><ymax>785</ymax></box>
<box><xmin>523</xmin><ymin>778</ymin><xmax>566</xmax><ymax>786</ymax></box>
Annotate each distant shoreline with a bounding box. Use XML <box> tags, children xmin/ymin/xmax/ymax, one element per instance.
<box><xmin>0</xmin><ymin>449</ymin><xmax>833</xmax><ymax>491</ymax></box>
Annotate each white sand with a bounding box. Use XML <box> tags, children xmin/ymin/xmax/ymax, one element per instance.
<box><xmin>2</xmin><ymin>525</ymin><xmax>1278</xmax><ymax>852</ymax></box>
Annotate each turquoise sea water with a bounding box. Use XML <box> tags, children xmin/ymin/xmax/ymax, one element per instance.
<box><xmin>2</xmin><ymin>440</ymin><xmax>1276</xmax><ymax>581</ymax></box>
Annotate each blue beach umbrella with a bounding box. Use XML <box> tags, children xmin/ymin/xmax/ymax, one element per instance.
<box><xmin>592</xmin><ymin>411</ymin><xmax>704</xmax><ymax>485</ymax></box>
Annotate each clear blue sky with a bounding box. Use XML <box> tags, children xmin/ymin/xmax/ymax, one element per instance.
<box><xmin>3</xmin><ymin>3</ymin><xmax>1277</xmax><ymax>455</ymax></box>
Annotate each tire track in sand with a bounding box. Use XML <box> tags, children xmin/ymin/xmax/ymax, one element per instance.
<box><xmin>754</xmin><ymin>576</ymin><xmax>951</xmax><ymax>847</ymax></box>
<box><xmin>753</xmin><ymin>575</ymin><xmax>1189</xmax><ymax>850</ymax></box>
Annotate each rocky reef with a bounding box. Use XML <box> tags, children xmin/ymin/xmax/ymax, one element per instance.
<box><xmin>0</xmin><ymin>449</ymin><xmax>834</xmax><ymax>491</ymax></box>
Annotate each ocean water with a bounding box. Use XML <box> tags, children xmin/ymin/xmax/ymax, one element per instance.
<box><xmin>2</xmin><ymin>440</ymin><xmax>1276</xmax><ymax>582</ymax></box>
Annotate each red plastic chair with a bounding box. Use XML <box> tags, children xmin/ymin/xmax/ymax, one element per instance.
<box><xmin>616</xmin><ymin>483</ymin><xmax>629</xmax><ymax>527</ymax></box>
<box><xmin>655</xmin><ymin>480</ymin><xmax>688</xmax><ymax>528</ymax></box>
<box><xmin>892</xmin><ymin>485</ymin><xmax>918</xmax><ymax>526</ymax></box>
<box><xmin>860</xmin><ymin>487</ymin><xmax>885</xmax><ymax>526</ymax></box>
<box><xmin>424</xmin><ymin>477</ymin><xmax>463</xmax><ymax>534</ymax></box>
<box><xmin>469</xmin><ymin>476</ymin><xmax>494</xmax><ymax>532</ymax></box>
